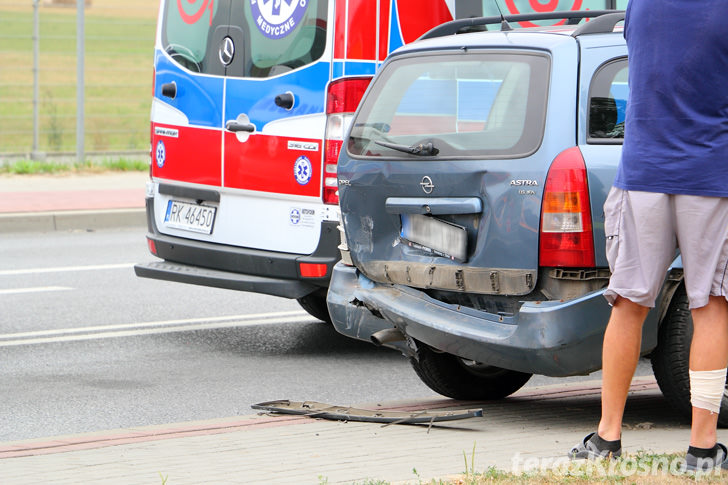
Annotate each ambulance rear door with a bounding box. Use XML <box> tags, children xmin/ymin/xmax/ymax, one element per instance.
<box><xmin>152</xmin><ymin>0</ymin><xmax>231</xmax><ymax>236</ymax></box>
<box><xmin>218</xmin><ymin>0</ymin><xmax>332</xmax><ymax>255</ymax></box>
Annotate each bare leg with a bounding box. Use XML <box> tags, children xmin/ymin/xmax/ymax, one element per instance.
<box><xmin>689</xmin><ymin>295</ymin><xmax>728</xmax><ymax>448</ymax></box>
<box><xmin>597</xmin><ymin>296</ymin><xmax>650</xmax><ymax>441</ymax></box>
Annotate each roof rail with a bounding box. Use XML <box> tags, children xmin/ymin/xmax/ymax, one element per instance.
<box><xmin>571</xmin><ymin>11</ymin><xmax>625</xmax><ymax>37</ymax></box>
<box><xmin>419</xmin><ymin>10</ymin><xmax>624</xmax><ymax>41</ymax></box>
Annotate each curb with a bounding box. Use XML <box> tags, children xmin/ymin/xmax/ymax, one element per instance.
<box><xmin>0</xmin><ymin>209</ymin><xmax>146</xmax><ymax>233</ymax></box>
<box><xmin>0</xmin><ymin>415</ymin><xmax>312</xmax><ymax>459</ymax></box>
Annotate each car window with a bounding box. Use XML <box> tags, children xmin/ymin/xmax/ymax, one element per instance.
<box><xmin>347</xmin><ymin>51</ymin><xmax>550</xmax><ymax>159</ymax></box>
<box><xmin>161</xmin><ymin>0</ymin><xmax>327</xmax><ymax>78</ymax></box>
<box><xmin>162</xmin><ymin>0</ymin><xmax>226</xmax><ymax>74</ymax></box>
<box><xmin>238</xmin><ymin>0</ymin><xmax>327</xmax><ymax>78</ymax></box>
<box><xmin>587</xmin><ymin>58</ymin><xmax>628</xmax><ymax>143</ymax></box>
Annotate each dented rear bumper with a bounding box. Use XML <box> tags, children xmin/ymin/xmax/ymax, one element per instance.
<box><xmin>327</xmin><ymin>262</ymin><xmax>616</xmax><ymax>377</ymax></box>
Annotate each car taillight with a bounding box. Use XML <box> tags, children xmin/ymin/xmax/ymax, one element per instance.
<box><xmin>323</xmin><ymin>77</ymin><xmax>372</xmax><ymax>205</ymax></box>
<box><xmin>539</xmin><ymin>146</ymin><xmax>595</xmax><ymax>267</ymax></box>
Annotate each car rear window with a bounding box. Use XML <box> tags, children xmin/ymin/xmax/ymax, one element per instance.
<box><xmin>347</xmin><ymin>51</ymin><xmax>550</xmax><ymax>159</ymax></box>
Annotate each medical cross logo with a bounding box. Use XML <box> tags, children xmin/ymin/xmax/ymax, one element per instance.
<box><xmin>293</xmin><ymin>156</ymin><xmax>312</xmax><ymax>185</ymax></box>
<box><xmin>250</xmin><ymin>0</ymin><xmax>307</xmax><ymax>39</ymax></box>
<box><xmin>156</xmin><ymin>140</ymin><xmax>166</xmax><ymax>168</ymax></box>
<box><xmin>290</xmin><ymin>208</ymin><xmax>301</xmax><ymax>225</ymax></box>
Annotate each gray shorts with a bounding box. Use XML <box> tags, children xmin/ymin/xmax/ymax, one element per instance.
<box><xmin>604</xmin><ymin>187</ymin><xmax>728</xmax><ymax>309</ymax></box>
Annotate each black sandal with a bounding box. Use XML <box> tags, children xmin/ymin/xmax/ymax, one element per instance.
<box><xmin>683</xmin><ymin>443</ymin><xmax>728</xmax><ymax>472</ymax></box>
<box><xmin>569</xmin><ymin>432</ymin><xmax>622</xmax><ymax>460</ymax></box>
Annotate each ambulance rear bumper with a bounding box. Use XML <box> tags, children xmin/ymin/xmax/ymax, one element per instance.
<box><xmin>134</xmin><ymin>197</ymin><xmax>339</xmax><ymax>299</ymax></box>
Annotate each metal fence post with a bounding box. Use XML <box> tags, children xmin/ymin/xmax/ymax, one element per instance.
<box><xmin>77</xmin><ymin>0</ymin><xmax>85</xmax><ymax>164</ymax></box>
<box><xmin>31</xmin><ymin>0</ymin><xmax>44</xmax><ymax>160</ymax></box>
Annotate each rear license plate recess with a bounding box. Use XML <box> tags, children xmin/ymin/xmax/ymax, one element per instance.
<box><xmin>400</xmin><ymin>213</ymin><xmax>467</xmax><ymax>262</ymax></box>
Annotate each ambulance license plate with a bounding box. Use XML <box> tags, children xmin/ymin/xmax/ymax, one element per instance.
<box><xmin>164</xmin><ymin>200</ymin><xmax>216</xmax><ymax>234</ymax></box>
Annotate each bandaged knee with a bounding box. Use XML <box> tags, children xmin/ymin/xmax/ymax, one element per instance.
<box><xmin>689</xmin><ymin>368</ymin><xmax>727</xmax><ymax>414</ymax></box>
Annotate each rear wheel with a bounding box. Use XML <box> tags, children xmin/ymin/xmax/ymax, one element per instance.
<box><xmin>650</xmin><ymin>285</ymin><xmax>728</xmax><ymax>427</ymax></box>
<box><xmin>410</xmin><ymin>344</ymin><xmax>532</xmax><ymax>400</ymax></box>
<box><xmin>296</xmin><ymin>289</ymin><xmax>332</xmax><ymax>324</ymax></box>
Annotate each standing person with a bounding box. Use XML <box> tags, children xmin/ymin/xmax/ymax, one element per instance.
<box><xmin>569</xmin><ymin>0</ymin><xmax>728</xmax><ymax>472</ymax></box>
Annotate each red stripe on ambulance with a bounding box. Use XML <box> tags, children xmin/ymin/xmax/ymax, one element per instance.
<box><xmin>224</xmin><ymin>134</ymin><xmax>322</xmax><ymax>197</ymax></box>
<box><xmin>151</xmin><ymin>124</ymin><xmax>222</xmax><ymax>186</ymax></box>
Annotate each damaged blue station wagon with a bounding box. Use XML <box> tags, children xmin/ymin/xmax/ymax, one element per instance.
<box><xmin>326</xmin><ymin>10</ymin><xmax>728</xmax><ymax>423</ymax></box>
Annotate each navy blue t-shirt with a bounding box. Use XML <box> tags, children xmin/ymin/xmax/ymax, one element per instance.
<box><xmin>616</xmin><ymin>0</ymin><xmax>728</xmax><ymax>197</ymax></box>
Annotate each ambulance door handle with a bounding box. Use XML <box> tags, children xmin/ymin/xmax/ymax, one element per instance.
<box><xmin>225</xmin><ymin>120</ymin><xmax>255</xmax><ymax>133</ymax></box>
<box><xmin>226</xmin><ymin>114</ymin><xmax>255</xmax><ymax>142</ymax></box>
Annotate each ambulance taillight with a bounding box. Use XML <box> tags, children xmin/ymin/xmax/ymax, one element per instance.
<box><xmin>323</xmin><ymin>77</ymin><xmax>372</xmax><ymax>205</ymax></box>
<box><xmin>147</xmin><ymin>238</ymin><xmax>157</xmax><ymax>256</ymax></box>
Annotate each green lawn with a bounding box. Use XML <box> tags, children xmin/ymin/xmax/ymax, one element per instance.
<box><xmin>0</xmin><ymin>2</ymin><xmax>156</xmax><ymax>154</ymax></box>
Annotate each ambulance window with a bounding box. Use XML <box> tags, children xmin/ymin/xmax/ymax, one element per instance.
<box><xmin>161</xmin><ymin>0</ymin><xmax>228</xmax><ymax>75</ymax></box>
<box><xmin>236</xmin><ymin>0</ymin><xmax>327</xmax><ymax>78</ymax></box>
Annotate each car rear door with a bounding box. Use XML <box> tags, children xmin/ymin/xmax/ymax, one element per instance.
<box><xmin>339</xmin><ymin>39</ymin><xmax>578</xmax><ymax>302</ymax></box>
<box><xmin>576</xmin><ymin>35</ymin><xmax>628</xmax><ymax>268</ymax></box>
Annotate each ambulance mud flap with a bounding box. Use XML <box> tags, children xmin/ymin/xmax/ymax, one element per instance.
<box><xmin>251</xmin><ymin>400</ymin><xmax>483</xmax><ymax>425</ymax></box>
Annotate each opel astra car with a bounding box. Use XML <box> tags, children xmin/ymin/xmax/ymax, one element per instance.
<box><xmin>326</xmin><ymin>11</ymin><xmax>726</xmax><ymax>423</ymax></box>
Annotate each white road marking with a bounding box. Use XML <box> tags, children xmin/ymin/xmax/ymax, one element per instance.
<box><xmin>0</xmin><ymin>311</ymin><xmax>315</xmax><ymax>347</ymax></box>
<box><xmin>0</xmin><ymin>286</ymin><xmax>73</xmax><ymax>296</ymax></box>
<box><xmin>0</xmin><ymin>263</ymin><xmax>135</xmax><ymax>276</ymax></box>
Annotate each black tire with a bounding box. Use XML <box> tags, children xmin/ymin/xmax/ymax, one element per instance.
<box><xmin>650</xmin><ymin>284</ymin><xmax>728</xmax><ymax>427</ymax></box>
<box><xmin>410</xmin><ymin>344</ymin><xmax>532</xmax><ymax>400</ymax></box>
<box><xmin>296</xmin><ymin>289</ymin><xmax>332</xmax><ymax>324</ymax></box>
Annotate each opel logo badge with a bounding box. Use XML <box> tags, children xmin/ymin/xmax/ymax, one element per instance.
<box><xmin>420</xmin><ymin>176</ymin><xmax>434</xmax><ymax>194</ymax></box>
<box><xmin>219</xmin><ymin>37</ymin><xmax>235</xmax><ymax>66</ymax></box>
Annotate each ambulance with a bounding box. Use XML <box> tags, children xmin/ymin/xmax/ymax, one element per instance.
<box><xmin>135</xmin><ymin>1</ymin><xmax>622</xmax><ymax>322</ymax></box>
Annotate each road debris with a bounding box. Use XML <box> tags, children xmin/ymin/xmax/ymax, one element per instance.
<box><xmin>251</xmin><ymin>400</ymin><xmax>483</xmax><ymax>425</ymax></box>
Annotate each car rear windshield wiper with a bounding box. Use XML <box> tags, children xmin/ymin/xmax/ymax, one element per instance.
<box><xmin>374</xmin><ymin>140</ymin><xmax>439</xmax><ymax>156</ymax></box>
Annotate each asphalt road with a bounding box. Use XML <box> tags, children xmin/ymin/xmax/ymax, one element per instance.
<box><xmin>0</xmin><ymin>227</ymin><xmax>654</xmax><ymax>442</ymax></box>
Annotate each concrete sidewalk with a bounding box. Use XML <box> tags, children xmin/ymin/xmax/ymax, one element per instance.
<box><xmin>0</xmin><ymin>172</ymin><xmax>147</xmax><ymax>232</ymax></box>
<box><xmin>0</xmin><ymin>377</ymin><xmax>714</xmax><ymax>484</ymax></box>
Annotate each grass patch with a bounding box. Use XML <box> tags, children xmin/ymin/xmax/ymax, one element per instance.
<box><xmin>316</xmin><ymin>449</ymin><xmax>728</xmax><ymax>485</ymax></box>
<box><xmin>447</xmin><ymin>450</ymin><xmax>728</xmax><ymax>484</ymax></box>
<box><xmin>0</xmin><ymin>157</ymin><xmax>148</xmax><ymax>175</ymax></box>
<box><xmin>0</xmin><ymin>1</ymin><xmax>156</xmax><ymax>154</ymax></box>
